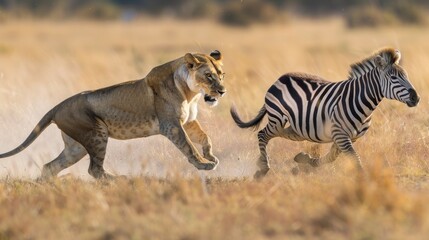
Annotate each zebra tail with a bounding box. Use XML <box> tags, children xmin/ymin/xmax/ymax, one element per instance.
<box><xmin>230</xmin><ymin>105</ymin><xmax>267</xmax><ymax>131</ymax></box>
<box><xmin>0</xmin><ymin>109</ymin><xmax>55</xmax><ymax>158</ymax></box>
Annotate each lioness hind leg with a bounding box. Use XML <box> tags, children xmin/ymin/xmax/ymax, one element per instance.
<box><xmin>41</xmin><ymin>132</ymin><xmax>87</xmax><ymax>179</ymax></box>
<box><xmin>83</xmin><ymin>125</ymin><xmax>115</xmax><ymax>179</ymax></box>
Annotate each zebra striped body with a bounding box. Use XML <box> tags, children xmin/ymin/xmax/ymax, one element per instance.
<box><xmin>265</xmin><ymin>70</ymin><xmax>381</xmax><ymax>145</ymax></box>
<box><xmin>231</xmin><ymin>48</ymin><xmax>419</xmax><ymax>179</ymax></box>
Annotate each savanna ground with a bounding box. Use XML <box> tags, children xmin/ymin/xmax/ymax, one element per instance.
<box><xmin>1</xmin><ymin>18</ymin><xmax>429</xmax><ymax>239</ymax></box>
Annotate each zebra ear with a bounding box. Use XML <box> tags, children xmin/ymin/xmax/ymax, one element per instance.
<box><xmin>374</xmin><ymin>55</ymin><xmax>388</xmax><ymax>70</ymax></box>
<box><xmin>393</xmin><ymin>50</ymin><xmax>401</xmax><ymax>64</ymax></box>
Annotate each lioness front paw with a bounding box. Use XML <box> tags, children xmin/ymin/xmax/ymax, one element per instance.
<box><xmin>204</xmin><ymin>154</ymin><xmax>219</xmax><ymax>164</ymax></box>
<box><xmin>191</xmin><ymin>158</ymin><xmax>218</xmax><ymax>170</ymax></box>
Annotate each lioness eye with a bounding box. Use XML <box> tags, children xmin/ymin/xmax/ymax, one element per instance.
<box><xmin>206</xmin><ymin>73</ymin><xmax>212</xmax><ymax>78</ymax></box>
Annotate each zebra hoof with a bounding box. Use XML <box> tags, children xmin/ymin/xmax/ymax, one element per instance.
<box><xmin>294</xmin><ymin>152</ymin><xmax>320</xmax><ymax>168</ymax></box>
<box><xmin>291</xmin><ymin>166</ymin><xmax>300</xmax><ymax>175</ymax></box>
<box><xmin>294</xmin><ymin>152</ymin><xmax>311</xmax><ymax>164</ymax></box>
<box><xmin>254</xmin><ymin>168</ymin><xmax>270</xmax><ymax>180</ymax></box>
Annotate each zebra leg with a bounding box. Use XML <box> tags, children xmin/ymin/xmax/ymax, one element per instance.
<box><xmin>254</xmin><ymin>129</ymin><xmax>271</xmax><ymax>179</ymax></box>
<box><xmin>277</xmin><ymin>127</ymin><xmax>322</xmax><ymax>167</ymax></box>
<box><xmin>277</xmin><ymin>127</ymin><xmax>323</xmax><ymax>167</ymax></box>
<box><xmin>254</xmin><ymin>120</ymin><xmax>281</xmax><ymax>179</ymax></box>
<box><xmin>320</xmin><ymin>144</ymin><xmax>341</xmax><ymax>164</ymax></box>
<box><xmin>294</xmin><ymin>152</ymin><xmax>319</xmax><ymax>167</ymax></box>
<box><xmin>334</xmin><ymin>136</ymin><xmax>363</xmax><ymax>171</ymax></box>
<box><xmin>278</xmin><ymin>127</ymin><xmax>323</xmax><ymax>167</ymax></box>
<box><xmin>294</xmin><ymin>143</ymin><xmax>341</xmax><ymax>167</ymax></box>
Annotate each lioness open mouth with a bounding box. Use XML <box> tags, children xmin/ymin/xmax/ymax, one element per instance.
<box><xmin>204</xmin><ymin>94</ymin><xmax>217</xmax><ymax>102</ymax></box>
<box><xmin>204</xmin><ymin>94</ymin><xmax>218</xmax><ymax>107</ymax></box>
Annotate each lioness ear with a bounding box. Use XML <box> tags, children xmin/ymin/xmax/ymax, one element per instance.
<box><xmin>210</xmin><ymin>50</ymin><xmax>222</xmax><ymax>61</ymax></box>
<box><xmin>374</xmin><ymin>55</ymin><xmax>388</xmax><ymax>69</ymax></box>
<box><xmin>184</xmin><ymin>53</ymin><xmax>200</xmax><ymax>69</ymax></box>
<box><xmin>393</xmin><ymin>50</ymin><xmax>401</xmax><ymax>64</ymax></box>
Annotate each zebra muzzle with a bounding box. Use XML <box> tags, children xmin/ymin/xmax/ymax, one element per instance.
<box><xmin>406</xmin><ymin>88</ymin><xmax>420</xmax><ymax>107</ymax></box>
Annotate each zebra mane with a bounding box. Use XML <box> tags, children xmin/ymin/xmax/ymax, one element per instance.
<box><xmin>348</xmin><ymin>47</ymin><xmax>401</xmax><ymax>79</ymax></box>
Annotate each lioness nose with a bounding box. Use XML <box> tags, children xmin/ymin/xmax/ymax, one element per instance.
<box><xmin>217</xmin><ymin>89</ymin><xmax>226</xmax><ymax>96</ymax></box>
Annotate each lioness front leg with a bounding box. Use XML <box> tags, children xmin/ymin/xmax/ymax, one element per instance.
<box><xmin>183</xmin><ymin>120</ymin><xmax>218</xmax><ymax>164</ymax></box>
<box><xmin>160</xmin><ymin>121</ymin><xmax>217</xmax><ymax>170</ymax></box>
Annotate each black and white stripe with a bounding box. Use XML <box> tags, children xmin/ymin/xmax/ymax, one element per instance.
<box><xmin>231</xmin><ymin>48</ymin><xmax>419</xmax><ymax>178</ymax></box>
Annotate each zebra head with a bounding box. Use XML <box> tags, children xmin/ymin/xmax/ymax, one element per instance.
<box><xmin>375</xmin><ymin>49</ymin><xmax>420</xmax><ymax>107</ymax></box>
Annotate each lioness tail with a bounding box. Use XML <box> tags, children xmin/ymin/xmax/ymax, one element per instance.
<box><xmin>230</xmin><ymin>105</ymin><xmax>266</xmax><ymax>131</ymax></box>
<box><xmin>0</xmin><ymin>109</ymin><xmax>55</xmax><ymax>158</ymax></box>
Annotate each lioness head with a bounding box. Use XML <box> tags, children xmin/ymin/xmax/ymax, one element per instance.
<box><xmin>184</xmin><ymin>50</ymin><xmax>226</xmax><ymax>107</ymax></box>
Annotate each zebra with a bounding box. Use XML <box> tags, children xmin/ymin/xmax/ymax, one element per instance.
<box><xmin>231</xmin><ymin>48</ymin><xmax>420</xmax><ymax>179</ymax></box>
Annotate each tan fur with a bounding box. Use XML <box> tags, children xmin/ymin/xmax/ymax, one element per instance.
<box><xmin>0</xmin><ymin>51</ymin><xmax>226</xmax><ymax>179</ymax></box>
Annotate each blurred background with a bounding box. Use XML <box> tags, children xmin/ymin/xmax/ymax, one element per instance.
<box><xmin>0</xmin><ymin>0</ymin><xmax>428</xmax><ymax>27</ymax></box>
<box><xmin>0</xmin><ymin>0</ymin><xmax>428</xmax><ymax>179</ymax></box>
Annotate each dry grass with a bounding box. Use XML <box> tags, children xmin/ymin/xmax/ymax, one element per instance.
<box><xmin>1</xmin><ymin>17</ymin><xmax>429</xmax><ymax>239</ymax></box>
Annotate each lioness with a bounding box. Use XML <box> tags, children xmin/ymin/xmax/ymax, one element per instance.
<box><xmin>0</xmin><ymin>50</ymin><xmax>226</xmax><ymax>179</ymax></box>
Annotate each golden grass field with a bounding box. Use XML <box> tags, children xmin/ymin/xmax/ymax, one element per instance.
<box><xmin>1</xmin><ymin>17</ymin><xmax>429</xmax><ymax>239</ymax></box>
